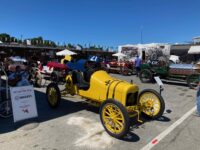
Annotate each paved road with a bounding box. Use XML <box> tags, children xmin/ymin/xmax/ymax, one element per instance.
<box><xmin>0</xmin><ymin>74</ymin><xmax>197</xmax><ymax>150</ymax></box>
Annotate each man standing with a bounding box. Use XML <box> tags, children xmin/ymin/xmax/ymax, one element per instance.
<box><xmin>135</xmin><ymin>55</ymin><xmax>142</xmax><ymax>76</ymax></box>
<box><xmin>195</xmin><ymin>78</ymin><xmax>200</xmax><ymax>116</ymax></box>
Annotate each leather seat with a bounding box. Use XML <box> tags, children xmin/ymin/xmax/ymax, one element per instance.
<box><xmin>72</xmin><ymin>71</ymin><xmax>89</xmax><ymax>90</ymax></box>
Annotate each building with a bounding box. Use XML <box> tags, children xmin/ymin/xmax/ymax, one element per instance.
<box><xmin>118</xmin><ymin>43</ymin><xmax>171</xmax><ymax>61</ymax></box>
<box><xmin>193</xmin><ymin>37</ymin><xmax>200</xmax><ymax>44</ymax></box>
<box><xmin>170</xmin><ymin>43</ymin><xmax>200</xmax><ymax>62</ymax></box>
<box><xmin>0</xmin><ymin>43</ymin><xmax>114</xmax><ymax>62</ymax></box>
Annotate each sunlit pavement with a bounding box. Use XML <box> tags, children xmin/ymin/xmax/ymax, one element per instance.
<box><xmin>0</xmin><ymin>74</ymin><xmax>198</xmax><ymax>150</ymax></box>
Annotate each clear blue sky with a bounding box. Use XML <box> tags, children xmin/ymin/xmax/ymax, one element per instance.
<box><xmin>0</xmin><ymin>0</ymin><xmax>200</xmax><ymax>48</ymax></box>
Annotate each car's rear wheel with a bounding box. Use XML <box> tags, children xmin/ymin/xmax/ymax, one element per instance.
<box><xmin>51</xmin><ymin>72</ymin><xmax>59</xmax><ymax>83</ymax></box>
<box><xmin>139</xmin><ymin>69</ymin><xmax>153</xmax><ymax>83</ymax></box>
<box><xmin>100</xmin><ymin>99</ymin><xmax>130</xmax><ymax>139</ymax></box>
<box><xmin>40</xmin><ymin>77</ymin><xmax>46</xmax><ymax>87</ymax></box>
<box><xmin>35</xmin><ymin>73</ymin><xmax>46</xmax><ymax>87</ymax></box>
<box><xmin>187</xmin><ymin>74</ymin><xmax>199</xmax><ymax>89</ymax></box>
<box><xmin>138</xmin><ymin>89</ymin><xmax>165</xmax><ymax>119</ymax></box>
<box><xmin>46</xmin><ymin>83</ymin><xmax>61</xmax><ymax>108</ymax></box>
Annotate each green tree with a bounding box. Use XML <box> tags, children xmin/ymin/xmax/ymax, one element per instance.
<box><xmin>0</xmin><ymin>33</ymin><xmax>10</xmax><ymax>42</ymax></box>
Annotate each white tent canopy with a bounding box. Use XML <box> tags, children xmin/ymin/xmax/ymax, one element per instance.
<box><xmin>188</xmin><ymin>46</ymin><xmax>200</xmax><ymax>54</ymax></box>
<box><xmin>56</xmin><ymin>49</ymin><xmax>77</xmax><ymax>56</ymax></box>
<box><xmin>10</xmin><ymin>56</ymin><xmax>27</xmax><ymax>62</ymax></box>
<box><xmin>112</xmin><ymin>52</ymin><xmax>127</xmax><ymax>57</ymax></box>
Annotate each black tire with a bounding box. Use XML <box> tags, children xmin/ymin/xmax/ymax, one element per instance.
<box><xmin>100</xmin><ymin>99</ymin><xmax>130</xmax><ymax>139</ymax></box>
<box><xmin>36</xmin><ymin>78</ymin><xmax>46</xmax><ymax>87</ymax></box>
<box><xmin>138</xmin><ymin>89</ymin><xmax>165</xmax><ymax>119</ymax></box>
<box><xmin>187</xmin><ymin>74</ymin><xmax>199</xmax><ymax>89</ymax></box>
<box><xmin>46</xmin><ymin>83</ymin><xmax>61</xmax><ymax>108</ymax></box>
<box><xmin>139</xmin><ymin>69</ymin><xmax>153</xmax><ymax>83</ymax></box>
<box><xmin>51</xmin><ymin>72</ymin><xmax>59</xmax><ymax>83</ymax></box>
<box><xmin>122</xmin><ymin>70</ymin><xmax>128</xmax><ymax>76</ymax></box>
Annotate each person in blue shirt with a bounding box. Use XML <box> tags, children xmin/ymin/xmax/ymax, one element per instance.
<box><xmin>135</xmin><ymin>55</ymin><xmax>142</xmax><ymax>76</ymax></box>
<box><xmin>195</xmin><ymin>76</ymin><xmax>200</xmax><ymax>116</ymax></box>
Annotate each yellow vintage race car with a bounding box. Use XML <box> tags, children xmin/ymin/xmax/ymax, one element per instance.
<box><xmin>46</xmin><ymin>70</ymin><xmax>165</xmax><ymax>139</ymax></box>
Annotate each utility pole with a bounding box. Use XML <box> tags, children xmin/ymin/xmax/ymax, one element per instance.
<box><xmin>21</xmin><ymin>35</ymin><xmax>23</xmax><ymax>44</ymax></box>
<box><xmin>140</xmin><ymin>26</ymin><xmax>143</xmax><ymax>44</ymax></box>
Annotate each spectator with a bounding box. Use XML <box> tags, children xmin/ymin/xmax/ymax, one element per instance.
<box><xmin>134</xmin><ymin>55</ymin><xmax>142</xmax><ymax>76</ymax></box>
<box><xmin>195</xmin><ymin>75</ymin><xmax>200</xmax><ymax>117</ymax></box>
<box><xmin>8</xmin><ymin>66</ymin><xmax>30</xmax><ymax>87</ymax></box>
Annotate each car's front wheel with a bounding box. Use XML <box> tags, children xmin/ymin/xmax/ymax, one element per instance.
<box><xmin>46</xmin><ymin>83</ymin><xmax>61</xmax><ymax>108</ymax></box>
<box><xmin>187</xmin><ymin>74</ymin><xmax>199</xmax><ymax>89</ymax></box>
<box><xmin>100</xmin><ymin>99</ymin><xmax>130</xmax><ymax>139</ymax></box>
<box><xmin>138</xmin><ymin>89</ymin><xmax>165</xmax><ymax>119</ymax></box>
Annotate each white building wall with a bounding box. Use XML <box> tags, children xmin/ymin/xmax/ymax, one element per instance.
<box><xmin>118</xmin><ymin>43</ymin><xmax>171</xmax><ymax>61</ymax></box>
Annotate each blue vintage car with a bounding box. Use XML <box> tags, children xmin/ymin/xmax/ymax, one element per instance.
<box><xmin>66</xmin><ymin>59</ymin><xmax>88</xmax><ymax>72</ymax></box>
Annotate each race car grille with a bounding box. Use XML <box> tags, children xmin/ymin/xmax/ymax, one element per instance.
<box><xmin>126</xmin><ymin>92</ymin><xmax>138</xmax><ymax>106</ymax></box>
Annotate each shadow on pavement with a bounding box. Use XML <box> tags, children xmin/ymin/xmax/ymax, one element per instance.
<box><xmin>122</xmin><ymin>132</ymin><xmax>140</xmax><ymax>142</ymax></box>
<box><xmin>0</xmin><ymin>90</ymin><xmax>88</xmax><ymax>134</ymax></box>
<box><xmin>0</xmin><ymin>88</ymin><xmax>170</xmax><ymax>144</ymax></box>
<box><xmin>155</xmin><ymin>116</ymin><xmax>171</xmax><ymax>122</ymax></box>
<box><xmin>161</xmin><ymin>80</ymin><xmax>189</xmax><ymax>88</ymax></box>
<box><xmin>129</xmin><ymin>115</ymin><xmax>171</xmax><ymax>132</ymax></box>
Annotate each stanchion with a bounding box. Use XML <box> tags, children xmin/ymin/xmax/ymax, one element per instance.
<box><xmin>130</xmin><ymin>79</ymin><xmax>133</xmax><ymax>84</ymax></box>
<box><xmin>154</xmin><ymin>76</ymin><xmax>164</xmax><ymax>95</ymax></box>
<box><xmin>160</xmin><ymin>85</ymin><xmax>164</xmax><ymax>95</ymax></box>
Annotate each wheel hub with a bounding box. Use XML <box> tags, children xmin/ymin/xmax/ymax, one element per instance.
<box><xmin>48</xmin><ymin>88</ymin><xmax>57</xmax><ymax>105</ymax></box>
<box><xmin>139</xmin><ymin>92</ymin><xmax>161</xmax><ymax>116</ymax></box>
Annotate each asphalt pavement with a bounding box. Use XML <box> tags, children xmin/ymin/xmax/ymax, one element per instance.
<box><xmin>0</xmin><ymin>74</ymin><xmax>198</xmax><ymax>150</ymax></box>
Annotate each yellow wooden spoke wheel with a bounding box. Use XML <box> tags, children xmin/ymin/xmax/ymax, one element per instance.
<box><xmin>138</xmin><ymin>89</ymin><xmax>165</xmax><ymax>119</ymax></box>
<box><xmin>46</xmin><ymin>83</ymin><xmax>61</xmax><ymax>108</ymax></box>
<box><xmin>100</xmin><ymin>99</ymin><xmax>130</xmax><ymax>139</ymax></box>
<box><xmin>65</xmin><ymin>75</ymin><xmax>75</xmax><ymax>95</ymax></box>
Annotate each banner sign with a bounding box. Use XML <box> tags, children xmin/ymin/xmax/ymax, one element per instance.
<box><xmin>10</xmin><ymin>85</ymin><xmax>38</xmax><ymax>123</ymax></box>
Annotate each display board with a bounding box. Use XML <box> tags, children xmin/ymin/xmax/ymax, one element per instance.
<box><xmin>10</xmin><ymin>85</ymin><xmax>38</xmax><ymax>123</ymax></box>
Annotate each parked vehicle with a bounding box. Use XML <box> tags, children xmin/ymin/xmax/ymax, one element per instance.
<box><xmin>46</xmin><ymin>66</ymin><xmax>165</xmax><ymax>139</ymax></box>
<box><xmin>139</xmin><ymin>60</ymin><xmax>199</xmax><ymax>88</ymax></box>
<box><xmin>103</xmin><ymin>60</ymin><xmax>135</xmax><ymax>75</ymax></box>
<box><xmin>38</xmin><ymin>62</ymin><xmax>68</xmax><ymax>84</ymax></box>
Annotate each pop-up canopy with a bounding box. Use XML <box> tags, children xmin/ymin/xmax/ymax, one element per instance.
<box><xmin>188</xmin><ymin>46</ymin><xmax>200</xmax><ymax>54</ymax></box>
<box><xmin>10</xmin><ymin>56</ymin><xmax>27</xmax><ymax>62</ymax></box>
<box><xmin>56</xmin><ymin>49</ymin><xmax>77</xmax><ymax>56</ymax></box>
<box><xmin>112</xmin><ymin>52</ymin><xmax>127</xmax><ymax>57</ymax></box>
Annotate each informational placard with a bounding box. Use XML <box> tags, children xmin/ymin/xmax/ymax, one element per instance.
<box><xmin>154</xmin><ymin>76</ymin><xmax>164</xmax><ymax>87</ymax></box>
<box><xmin>10</xmin><ymin>85</ymin><xmax>38</xmax><ymax>123</ymax></box>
